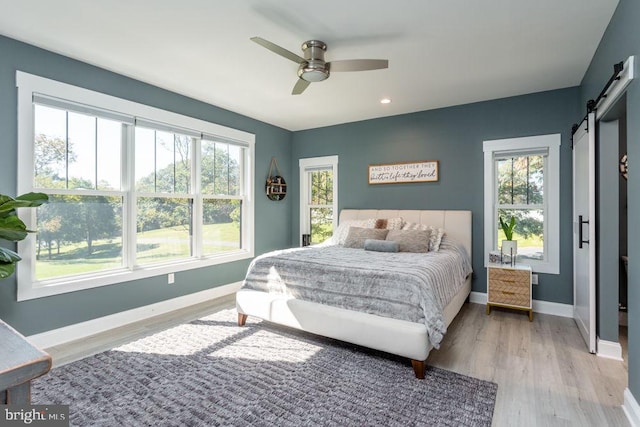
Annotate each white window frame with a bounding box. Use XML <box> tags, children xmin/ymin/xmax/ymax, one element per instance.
<box><xmin>16</xmin><ymin>71</ymin><xmax>255</xmax><ymax>301</ymax></box>
<box><xmin>483</xmin><ymin>134</ymin><xmax>560</xmax><ymax>274</ymax></box>
<box><xmin>299</xmin><ymin>156</ymin><xmax>338</xmax><ymax>246</ymax></box>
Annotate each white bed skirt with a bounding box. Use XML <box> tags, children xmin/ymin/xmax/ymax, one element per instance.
<box><xmin>236</xmin><ymin>275</ymin><xmax>471</xmax><ymax>362</ymax></box>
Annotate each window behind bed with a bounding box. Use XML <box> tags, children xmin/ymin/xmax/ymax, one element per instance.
<box><xmin>299</xmin><ymin>156</ymin><xmax>338</xmax><ymax>245</ymax></box>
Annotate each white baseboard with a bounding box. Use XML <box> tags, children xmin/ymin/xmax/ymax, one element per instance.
<box><xmin>532</xmin><ymin>299</ymin><xmax>574</xmax><ymax>318</ymax></box>
<box><xmin>469</xmin><ymin>291</ymin><xmax>573</xmax><ymax>318</ymax></box>
<box><xmin>469</xmin><ymin>291</ymin><xmax>487</xmax><ymax>305</ymax></box>
<box><xmin>624</xmin><ymin>388</ymin><xmax>640</xmax><ymax>427</ymax></box>
<box><xmin>27</xmin><ymin>282</ymin><xmax>242</xmax><ymax>349</ymax></box>
<box><xmin>597</xmin><ymin>338</ymin><xmax>624</xmax><ymax>361</ymax></box>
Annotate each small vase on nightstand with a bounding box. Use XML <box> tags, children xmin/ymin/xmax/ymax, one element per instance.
<box><xmin>501</xmin><ymin>240</ymin><xmax>517</xmax><ymax>266</ymax></box>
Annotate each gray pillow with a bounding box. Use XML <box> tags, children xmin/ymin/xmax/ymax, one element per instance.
<box><xmin>385</xmin><ymin>229</ymin><xmax>431</xmax><ymax>253</ymax></box>
<box><xmin>364</xmin><ymin>239</ymin><xmax>399</xmax><ymax>253</ymax></box>
<box><xmin>344</xmin><ymin>227</ymin><xmax>389</xmax><ymax>248</ymax></box>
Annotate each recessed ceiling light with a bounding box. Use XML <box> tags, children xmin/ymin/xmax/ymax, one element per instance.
<box><xmin>380</xmin><ymin>98</ymin><xmax>392</xmax><ymax>104</ymax></box>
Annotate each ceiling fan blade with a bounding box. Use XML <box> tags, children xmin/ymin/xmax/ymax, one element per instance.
<box><xmin>250</xmin><ymin>37</ymin><xmax>306</xmax><ymax>64</ymax></box>
<box><xmin>292</xmin><ymin>79</ymin><xmax>311</xmax><ymax>95</ymax></box>
<box><xmin>328</xmin><ymin>59</ymin><xmax>389</xmax><ymax>72</ymax></box>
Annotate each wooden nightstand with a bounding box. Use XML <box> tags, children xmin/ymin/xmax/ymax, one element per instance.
<box><xmin>486</xmin><ymin>263</ymin><xmax>533</xmax><ymax>321</ymax></box>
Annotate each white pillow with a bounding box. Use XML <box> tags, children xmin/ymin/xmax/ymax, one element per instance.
<box><xmin>402</xmin><ymin>222</ymin><xmax>445</xmax><ymax>251</ymax></box>
<box><xmin>333</xmin><ymin>219</ymin><xmax>372</xmax><ymax>245</ymax></box>
<box><xmin>428</xmin><ymin>226</ymin><xmax>446</xmax><ymax>251</ymax></box>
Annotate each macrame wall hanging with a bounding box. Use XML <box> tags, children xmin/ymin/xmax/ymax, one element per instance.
<box><xmin>266</xmin><ymin>157</ymin><xmax>287</xmax><ymax>201</ymax></box>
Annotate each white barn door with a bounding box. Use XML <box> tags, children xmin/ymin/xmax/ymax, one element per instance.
<box><xmin>572</xmin><ymin>113</ymin><xmax>596</xmax><ymax>353</ymax></box>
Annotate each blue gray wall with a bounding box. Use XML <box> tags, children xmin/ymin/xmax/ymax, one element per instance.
<box><xmin>291</xmin><ymin>88</ymin><xmax>581</xmax><ymax>303</ymax></box>
<box><xmin>0</xmin><ymin>35</ymin><xmax>293</xmax><ymax>335</ymax></box>
<box><xmin>581</xmin><ymin>0</ymin><xmax>640</xmax><ymax>404</ymax></box>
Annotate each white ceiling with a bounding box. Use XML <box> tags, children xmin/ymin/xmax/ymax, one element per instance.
<box><xmin>0</xmin><ymin>0</ymin><xmax>619</xmax><ymax>131</ymax></box>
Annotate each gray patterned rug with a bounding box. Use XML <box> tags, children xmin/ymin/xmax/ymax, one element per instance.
<box><xmin>32</xmin><ymin>309</ymin><xmax>497</xmax><ymax>426</ymax></box>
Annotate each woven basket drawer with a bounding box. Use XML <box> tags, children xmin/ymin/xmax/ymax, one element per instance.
<box><xmin>488</xmin><ymin>286</ymin><xmax>530</xmax><ymax>307</ymax></box>
<box><xmin>489</xmin><ymin>268</ymin><xmax>528</xmax><ymax>282</ymax></box>
<box><xmin>488</xmin><ymin>267</ymin><xmax>530</xmax><ymax>307</ymax></box>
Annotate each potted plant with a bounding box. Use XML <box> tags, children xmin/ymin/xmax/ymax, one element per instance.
<box><xmin>499</xmin><ymin>215</ymin><xmax>517</xmax><ymax>265</ymax></box>
<box><xmin>0</xmin><ymin>192</ymin><xmax>48</xmax><ymax>279</ymax></box>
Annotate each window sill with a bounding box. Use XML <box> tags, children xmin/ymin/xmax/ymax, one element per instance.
<box><xmin>17</xmin><ymin>250</ymin><xmax>253</xmax><ymax>301</ymax></box>
<box><xmin>483</xmin><ymin>259</ymin><xmax>559</xmax><ymax>275</ymax></box>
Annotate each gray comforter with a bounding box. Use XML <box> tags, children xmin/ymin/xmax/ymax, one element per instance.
<box><xmin>241</xmin><ymin>237</ymin><xmax>472</xmax><ymax>348</ymax></box>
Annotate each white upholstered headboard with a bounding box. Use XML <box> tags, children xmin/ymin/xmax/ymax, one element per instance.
<box><xmin>338</xmin><ymin>209</ymin><xmax>472</xmax><ymax>259</ymax></box>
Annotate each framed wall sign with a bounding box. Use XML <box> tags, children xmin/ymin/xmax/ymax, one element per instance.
<box><xmin>368</xmin><ymin>160</ymin><xmax>439</xmax><ymax>184</ymax></box>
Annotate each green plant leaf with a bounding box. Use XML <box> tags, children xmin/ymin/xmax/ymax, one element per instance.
<box><xmin>0</xmin><ymin>215</ymin><xmax>29</xmax><ymax>241</ymax></box>
<box><xmin>0</xmin><ymin>192</ymin><xmax>48</xmax><ymax>214</ymax></box>
<box><xmin>0</xmin><ymin>192</ymin><xmax>46</xmax><ymax>280</ymax></box>
<box><xmin>0</xmin><ymin>263</ymin><xmax>16</xmax><ymax>279</ymax></box>
<box><xmin>0</xmin><ymin>247</ymin><xmax>21</xmax><ymax>263</ymax></box>
<box><xmin>499</xmin><ymin>215</ymin><xmax>516</xmax><ymax>241</ymax></box>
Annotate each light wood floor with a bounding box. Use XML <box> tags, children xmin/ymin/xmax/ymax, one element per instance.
<box><xmin>429</xmin><ymin>303</ymin><xmax>629</xmax><ymax>427</ymax></box>
<box><xmin>44</xmin><ymin>298</ymin><xmax>629</xmax><ymax>427</ymax></box>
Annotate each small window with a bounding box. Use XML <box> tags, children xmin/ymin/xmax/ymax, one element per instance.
<box><xmin>299</xmin><ymin>156</ymin><xmax>338</xmax><ymax>245</ymax></box>
<box><xmin>496</xmin><ymin>153</ymin><xmax>545</xmax><ymax>261</ymax></box>
<box><xmin>483</xmin><ymin>134</ymin><xmax>560</xmax><ymax>274</ymax></box>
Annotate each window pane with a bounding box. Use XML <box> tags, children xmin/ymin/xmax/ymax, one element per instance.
<box><xmin>227</xmin><ymin>145</ymin><xmax>242</xmax><ymax>196</ymax></box>
<box><xmin>35</xmin><ymin>195</ymin><xmax>123</xmax><ymax>280</ymax></box>
<box><xmin>34</xmin><ymin>105</ymin><xmax>124</xmax><ymax>191</ymax></box>
<box><xmin>310</xmin><ymin>207</ymin><xmax>333</xmax><ymax>244</ymax></box>
<box><xmin>96</xmin><ymin>118</ymin><xmax>122</xmax><ymax>190</ymax></box>
<box><xmin>202</xmin><ymin>199</ymin><xmax>241</xmax><ymax>254</ymax></box>
<box><xmin>527</xmin><ymin>156</ymin><xmax>544</xmax><ymax>204</ymax></box>
<box><xmin>201</xmin><ymin>140</ymin><xmax>242</xmax><ymax>196</ymax></box>
<box><xmin>135</xmin><ymin>127</ymin><xmax>155</xmax><ymax>192</ymax></box>
<box><xmin>497</xmin><ymin>208</ymin><xmax>544</xmax><ymax>261</ymax></box>
<box><xmin>497</xmin><ymin>155</ymin><xmax>544</xmax><ymax>205</ymax></box>
<box><xmin>136</xmin><ymin>197</ymin><xmax>193</xmax><ymax>265</ymax></box>
<box><xmin>310</xmin><ymin>170</ymin><xmax>333</xmax><ymax>205</ymax></box>
<box><xmin>67</xmin><ymin>112</ymin><xmax>96</xmax><ymax>189</ymax></box>
<box><xmin>34</xmin><ymin>105</ymin><xmax>69</xmax><ymax>189</ymax></box>
<box><xmin>135</xmin><ymin>129</ymin><xmax>192</xmax><ymax>194</ymax></box>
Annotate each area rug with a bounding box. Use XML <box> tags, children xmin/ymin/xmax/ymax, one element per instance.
<box><xmin>32</xmin><ymin>309</ymin><xmax>497</xmax><ymax>426</ymax></box>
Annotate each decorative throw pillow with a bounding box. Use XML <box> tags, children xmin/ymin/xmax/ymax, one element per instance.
<box><xmin>344</xmin><ymin>227</ymin><xmax>389</xmax><ymax>249</ymax></box>
<box><xmin>401</xmin><ymin>222</ymin><xmax>429</xmax><ymax>231</ymax></box>
<box><xmin>385</xmin><ymin>229</ymin><xmax>431</xmax><ymax>253</ymax></box>
<box><xmin>365</xmin><ymin>217</ymin><xmax>404</xmax><ymax>230</ymax></box>
<box><xmin>428</xmin><ymin>226</ymin><xmax>446</xmax><ymax>252</ymax></box>
<box><xmin>333</xmin><ymin>219</ymin><xmax>372</xmax><ymax>245</ymax></box>
<box><xmin>363</xmin><ymin>239</ymin><xmax>399</xmax><ymax>253</ymax></box>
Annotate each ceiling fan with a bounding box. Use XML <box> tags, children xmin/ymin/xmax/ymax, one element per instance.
<box><xmin>251</xmin><ymin>36</ymin><xmax>389</xmax><ymax>95</ymax></box>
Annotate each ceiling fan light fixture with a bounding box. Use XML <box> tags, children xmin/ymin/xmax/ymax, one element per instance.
<box><xmin>251</xmin><ymin>36</ymin><xmax>388</xmax><ymax>95</ymax></box>
<box><xmin>298</xmin><ymin>64</ymin><xmax>329</xmax><ymax>82</ymax></box>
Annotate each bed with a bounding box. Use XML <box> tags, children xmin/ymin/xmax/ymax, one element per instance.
<box><xmin>235</xmin><ymin>209</ymin><xmax>472</xmax><ymax>378</ymax></box>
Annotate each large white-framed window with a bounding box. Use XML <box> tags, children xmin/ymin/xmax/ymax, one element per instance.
<box><xmin>483</xmin><ymin>134</ymin><xmax>560</xmax><ymax>274</ymax></box>
<box><xmin>16</xmin><ymin>71</ymin><xmax>255</xmax><ymax>301</ymax></box>
<box><xmin>299</xmin><ymin>156</ymin><xmax>338</xmax><ymax>246</ymax></box>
